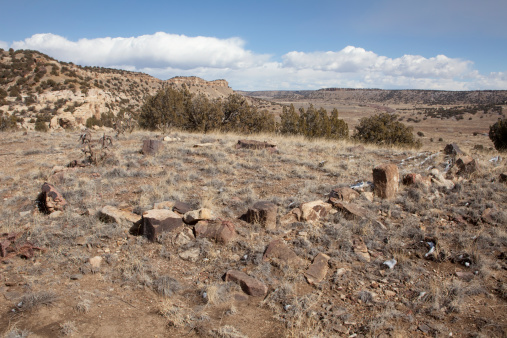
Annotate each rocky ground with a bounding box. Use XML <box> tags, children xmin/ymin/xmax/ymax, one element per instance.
<box><xmin>0</xmin><ymin>129</ymin><xmax>506</xmax><ymax>337</ymax></box>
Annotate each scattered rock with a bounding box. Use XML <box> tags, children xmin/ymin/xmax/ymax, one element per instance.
<box><xmin>384</xmin><ymin>290</ymin><xmax>396</xmax><ymax>297</ymax></box>
<box><xmin>329</xmin><ymin>187</ymin><xmax>360</xmax><ymax>203</ymax></box>
<box><xmin>193</xmin><ymin>143</ymin><xmax>215</xmax><ymax>148</ymax></box>
<box><xmin>305</xmin><ymin>253</ymin><xmax>330</xmax><ymax>284</ymax></box>
<box><xmin>245</xmin><ymin>201</ymin><xmax>278</xmax><ymax>230</ymax></box>
<box><xmin>225</xmin><ymin>270</ymin><xmax>268</xmax><ymax>297</ymax></box>
<box><xmin>372</xmin><ymin>164</ymin><xmax>399</xmax><ymax>199</ymax></box>
<box><xmin>141</xmin><ymin>139</ymin><xmax>163</xmax><ymax>155</ymax></box>
<box><xmin>38</xmin><ymin>182</ymin><xmax>67</xmax><ymax>214</ymax></box>
<box><xmin>300</xmin><ymin>200</ymin><xmax>332</xmax><ymax>222</ymax></box>
<box><xmin>262</xmin><ymin>239</ymin><xmax>303</xmax><ymax>267</ymax></box>
<box><xmin>280</xmin><ymin>208</ymin><xmax>302</xmax><ymax>225</ymax></box>
<box><xmin>194</xmin><ymin>219</ymin><xmax>236</xmax><ymax>244</ymax></box>
<box><xmin>174</xmin><ymin>229</ymin><xmax>195</xmax><ymax>246</ymax></box>
<box><xmin>183</xmin><ymin>208</ymin><xmax>215</xmax><ymax>225</ymax></box>
<box><xmin>142</xmin><ymin>209</ymin><xmax>184</xmax><ymax>242</ymax></box>
<box><xmin>329</xmin><ymin>200</ymin><xmax>367</xmax><ymax>220</ymax></box>
<box><xmin>353</xmin><ymin>237</ymin><xmax>370</xmax><ymax>262</ymax></box>
<box><xmin>98</xmin><ymin>205</ymin><xmax>141</xmax><ymax>224</ymax></box>
<box><xmin>163</xmin><ymin>136</ymin><xmax>181</xmax><ymax>142</ymax></box>
<box><xmin>455</xmin><ymin>271</ymin><xmax>474</xmax><ymax>281</ymax></box>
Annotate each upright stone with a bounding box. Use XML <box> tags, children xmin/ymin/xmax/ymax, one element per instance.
<box><xmin>142</xmin><ymin>139</ymin><xmax>163</xmax><ymax>155</ymax></box>
<box><xmin>305</xmin><ymin>253</ymin><xmax>330</xmax><ymax>284</ymax></box>
<box><xmin>39</xmin><ymin>182</ymin><xmax>67</xmax><ymax>213</ymax></box>
<box><xmin>245</xmin><ymin>201</ymin><xmax>278</xmax><ymax>230</ymax></box>
<box><xmin>142</xmin><ymin>209</ymin><xmax>184</xmax><ymax>241</ymax></box>
<box><xmin>373</xmin><ymin>164</ymin><xmax>399</xmax><ymax>199</ymax></box>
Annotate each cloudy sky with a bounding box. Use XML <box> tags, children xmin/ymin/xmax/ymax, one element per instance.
<box><xmin>1</xmin><ymin>0</ymin><xmax>506</xmax><ymax>90</ymax></box>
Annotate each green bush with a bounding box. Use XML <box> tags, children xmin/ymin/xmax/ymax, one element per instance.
<box><xmin>353</xmin><ymin>113</ymin><xmax>421</xmax><ymax>148</ymax></box>
<box><xmin>34</xmin><ymin>120</ymin><xmax>48</xmax><ymax>132</ymax></box>
<box><xmin>489</xmin><ymin>118</ymin><xmax>507</xmax><ymax>151</ymax></box>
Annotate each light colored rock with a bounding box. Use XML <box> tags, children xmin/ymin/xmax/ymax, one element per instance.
<box><xmin>429</xmin><ymin>169</ymin><xmax>455</xmax><ymax>189</ymax></box>
<box><xmin>353</xmin><ymin>237</ymin><xmax>370</xmax><ymax>262</ymax></box>
<box><xmin>183</xmin><ymin>208</ymin><xmax>215</xmax><ymax>224</ymax></box>
<box><xmin>179</xmin><ymin>247</ymin><xmax>200</xmax><ymax>262</ymax></box>
<box><xmin>89</xmin><ymin>256</ymin><xmax>102</xmax><ymax>270</ymax></box>
<box><xmin>99</xmin><ymin>205</ymin><xmax>141</xmax><ymax>224</ymax></box>
<box><xmin>153</xmin><ymin>201</ymin><xmax>175</xmax><ymax>210</ymax></box>
<box><xmin>300</xmin><ymin>200</ymin><xmax>332</xmax><ymax>222</ymax></box>
<box><xmin>329</xmin><ymin>187</ymin><xmax>360</xmax><ymax>203</ymax></box>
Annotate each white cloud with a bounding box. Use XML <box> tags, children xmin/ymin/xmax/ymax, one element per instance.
<box><xmin>0</xmin><ymin>40</ymin><xmax>8</xmax><ymax>50</ymax></box>
<box><xmin>9</xmin><ymin>33</ymin><xmax>506</xmax><ymax>90</ymax></box>
<box><xmin>11</xmin><ymin>32</ymin><xmax>269</xmax><ymax>70</ymax></box>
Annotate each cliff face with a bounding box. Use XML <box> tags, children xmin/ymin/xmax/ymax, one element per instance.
<box><xmin>0</xmin><ymin>50</ymin><xmax>234</xmax><ymax>130</ymax></box>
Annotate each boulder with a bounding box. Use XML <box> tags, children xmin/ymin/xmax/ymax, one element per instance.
<box><xmin>99</xmin><ymin>205</ymin><xmax>141</xmax><ymax>224</ymax></box>
<box><xmin>330</xmin><ymin>200</ymin><xmax>368</xmax><ymax>220</ymax></box>
<box><xmin>141</xmin><ymin>139</ymin><xmax>163</xmax><ymax>155</ymax></box>
<box><xmin>245</xmin><ymin>201</ymin><xmax>278</xmax><ymax>230</ymax></box>
<box><xmin>372</xmin><ymin>164</ymin><xmax>399</xmax><ymax>199</ymax></box>
<box><xmin>262</xmin><ymin>239</ymin><xmax>303</xmax><ymax>267</ymax></box>
<box><xmin>329</xmin><ymin>187</ymin><xmax>359</xmax><ymax>203</ymax></box>
<box><xmin>304</xmin><ymin>253</ymin><xmax>330</xmax><ymax>284</ymax></box>
<box><xmin>225</xmin><ymin>270</ymin><xmax>268</xmax><ymax>297</ymax></box>
<box><xmin>38</xmin><ymin>183</ymin><xmax>67</xmax><ymax>214</ymax></box>
<box><xmin>183</xmin><ymin>208</ymin><xmax>215</xmax><ymax>225</ymax></box>
<box><xmin>300</xmin><ymin>200</ymin><xmax>332</xmax><ymax>222</ymax></box>
<box><xmin>142</xmin><ymin>209</ymin><xmax>184</xmax><ymax>241</ymax></box>
<box><xmin>194</xmin><ymin>219</ymin><xmax>236</xmax><ymax>244</ymax></box>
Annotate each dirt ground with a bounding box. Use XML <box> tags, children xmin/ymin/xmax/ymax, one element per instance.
<box><xmin>0</xmin><ymin>125</ymin><xmax>506</xmax><ymax>337</ymax></box>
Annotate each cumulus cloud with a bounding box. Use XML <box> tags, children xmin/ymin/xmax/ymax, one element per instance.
<box><xmin>8</xmin><ymin>33</ymin><xmax>506</xmax><ymax>90</ymax></box>
<box><xmin>11</xmin><ymin>32</ymin><xmax>269</xmax><ymax>69</ymax></box>
<box><xmin>0</xmin><ymin>40</ymin><xmax>8</xmax><ymax>50</ymax></box>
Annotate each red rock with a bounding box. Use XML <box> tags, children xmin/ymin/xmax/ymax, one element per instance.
<box><xmin>373</xmin><ymin>164</ymin><xmax>399</xmax><ymax>199</ymax></box>
<box><xmin>39</xmin><ymin>182</ymin><xmax>67</xmax><ymax>214</ymax></box>
<box><xmin>263</xmin><ymin>239</ymin><xmax>303</xmax><ymax>267</ymax></box>
<box><xmin>245</xmin><ymin>201</ymin><xmax>278</xmax><ymax>230</ymax></box>
<box><xmin>305</xmin><ymin>253</ymin><xmax>329</xmax><ymax>284</ymax></box>
<box><xmin>329</xmin><ymin>200</ymin><xmax>367</xmax><ymax>220</ymax></box>
<box><xmin>353</xmin><ymin>237</ymin><xmax>370</xmax><ymax>262</ymax></box>
<box><xmin>300</xmin><ymin>200</ymin><xmax>332</xmax><ymax>222</ymax></box>
<box><xmin>194</xmin><ymin>219</ymin><xmax>236</xmax><ymax>244</ymax></box>
<box><xmin>456</xmin><ymin>156</ymin><xmax>479</xmax><ymax>176</ymax></box>
<box><xmin>225</xmin><ymin>270</ymin><xmax>268</xmax><ymax>297</ymax></box>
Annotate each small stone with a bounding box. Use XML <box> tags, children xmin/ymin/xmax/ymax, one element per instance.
<box><xmin>373</xmin><ymin>164</ymin><xmax>399</xmax><ymax>199</ymax></box>
<box><xmin>183</xmin><ymin>208</ymin><xmax>215</xmax><ymax>225</ymax></box>
<box><xmin>89</xmin><ymin>256</ymin><xmax>102</xmax><ymax>270</ymax></box>
<box><xmin>179</xmin><ymin>247</ymin><xmax>200</xmax><ymax>262</ymax></box>
<box><xmin>353</xmin><ymin>237</ymin><xmax>370</xmax><ymax>262</ymax></box>
<box><xmin>245</xmin><ymin>201</ymin><xmax>278</xmax><ymax>230</ymax></box>
<box><xmin>263</xmin><ymin>239</ymin><xmax>303</xmax><ymax>267</ymax></box>
<box><xmin>329</xmin><ymin>187</ymin><xmax>360</xmax><ymax>203</ymax></box>
<box><xmin>70</xmin><ymin>274</ymin><xmax>83</xmax><ymax>280</ymax></box>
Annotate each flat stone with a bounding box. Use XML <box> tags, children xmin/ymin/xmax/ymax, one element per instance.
<box><xmin>329</xmin><ymin>200</ymin><xmax>367</xmax><ymax>220</ymax></box>
<box><xmin>305</xmin><ymin>253</ymin><xmax>330</xmax><ymax>284</ymax></box>
<box><xmin>263</xmin><ymin>239</ymin><xmax>303</xmax><ymax>267</ymax></box>
<box><xmin>99</xmin><ymin>205</ymin><xmax>141</xmax><ymax>224</ymax></box>
<box><xmin>455</xmin><ymin>271</ymin><xmax>474</xmax><ymax>281</ymax></box>
<box><xmin>225</xmin><ymin>270</ymin><xmax>268</xmax><ymax>297</ymax></box>
<box><xmin>245</xmin><ymin>201</ymin><xmax>278</xmax><ymax>230</ymax></box>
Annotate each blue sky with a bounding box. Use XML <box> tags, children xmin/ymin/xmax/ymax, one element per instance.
<box><xmin>1</xmin><ymin>0</ymin><xmax>506</xmax><ymax>90</ymax></box>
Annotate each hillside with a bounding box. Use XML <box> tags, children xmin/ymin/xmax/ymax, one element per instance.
<box><xmin>0</xmin><ymin>49</ymin><xmax>234</xmax><ymax>130</ymax></box>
